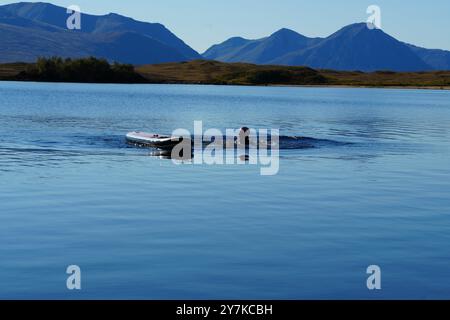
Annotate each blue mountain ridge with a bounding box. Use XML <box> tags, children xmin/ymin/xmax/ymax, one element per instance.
<box><xmin>203</xmin><ymin>23</ymin><xmax>450</xmax><ymax>72</ymax></box>
<box><xmin>0</xmin><ymin>2</ymin><xmax>201</xmax><ymax>64</ymax></box>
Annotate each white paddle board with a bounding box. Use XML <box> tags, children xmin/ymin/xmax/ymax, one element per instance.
<box><xmin>126</xmin><ymin>131</ymin><xmax>182</xmax><ymax>149</ymax></box>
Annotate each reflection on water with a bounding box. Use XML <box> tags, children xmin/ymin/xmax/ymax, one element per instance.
<box><xmin>1</xmin><ymin>82</ymin><xmax>450</xmax><ymax>299</ymax></box>
<box><xmin>138</xmin><ymin>134</ymin><xmax>351</xmax><ymax>164</ymax></box>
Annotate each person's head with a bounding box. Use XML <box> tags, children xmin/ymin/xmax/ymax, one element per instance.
<box><xmin>238</xmin><ymin>126</ymin><xmax>250</xmax><ymax>145</ymax></box>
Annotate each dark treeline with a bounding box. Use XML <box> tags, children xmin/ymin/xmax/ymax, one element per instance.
<box><xmin>15</xmin><ymin>57</ymin><xmax>147</xmax><ymax>83</ymax></box>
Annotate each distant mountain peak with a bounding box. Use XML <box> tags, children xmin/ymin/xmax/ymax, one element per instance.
<box><xmin>0</xmin><ymin>1</ymin><xmax>201</xmax><ymax>64</ymax></box>
<box><xmin>227</xmin><ymin>36</ymin><xmax>248</xmax><ymax>42</ymax></box>
<box><xmin>332</xmin><ymin>22</ymin><xmax>377</xmax><ymax>35</ymax></box>
<box><xmin>204</xmin><ymin>22</ymin><xmax>450</xmax><ymax>71</ymax></box>
<box><xmin>271</xmin><ymin>28</ymin><xmax>302</xmax><ymax>37</ymax></box>
<box><xmin>230</xmin><ymin>36</ymin><xmax>246</xmax><ymax>40</ymax></box>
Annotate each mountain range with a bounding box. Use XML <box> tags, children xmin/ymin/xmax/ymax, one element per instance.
<box><xmin>204</xmin><ymin>23</ymin><xmax>450</xmax><ymax>72</ymax></box>
<box><xmin>1</xmin><ymin>2</ymin><xmax>450</xmax><ymax>71</ymax></box>
<box><xmin>0</xmin><ymin>2</ymin><xmax>200</xmax><ymax>64</ymax></box>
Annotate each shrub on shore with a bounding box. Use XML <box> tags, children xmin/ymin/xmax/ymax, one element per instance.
<box><xmin>17</xmin><ymin>57</ymin><xmax>146</xmax><ymax>83</ymax></box>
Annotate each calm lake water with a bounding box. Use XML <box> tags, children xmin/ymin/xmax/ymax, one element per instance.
<box><xmin>0</xmin><ymin>81</ymin><xmax>449</xmax><ymax>299</ymax></box>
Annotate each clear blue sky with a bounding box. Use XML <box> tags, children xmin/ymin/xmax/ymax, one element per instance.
<box><xmin>1</xmin><ymin>0</ymin><xmax>449</xmax><ymax>53</ymax></box>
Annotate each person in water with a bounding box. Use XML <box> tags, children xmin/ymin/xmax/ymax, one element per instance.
<box><xmin>237</xmin><ymin>126</ymin><xmax>251</xmax><ymax>147</ymax></box>
<box><xmin>237</xmin><ymin>127</ymin><xmax>251</xmax><ymax>161</ymax></box>
<box><xmin>237</xmin><ymin>126</ymin><xmax>273</xmax><ymax>149</ymax></box>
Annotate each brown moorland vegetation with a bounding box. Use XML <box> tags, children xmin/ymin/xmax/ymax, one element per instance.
<box><xmin>1</xmin><ymin>58</ymin><xmax>450</xmax><ymax>89</ymax></box>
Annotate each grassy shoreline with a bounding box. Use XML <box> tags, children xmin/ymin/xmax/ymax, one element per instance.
<box><xmin>1</xmin><ymin>59</ymin><xmax>450</xmax><ymax>90</ymax></box>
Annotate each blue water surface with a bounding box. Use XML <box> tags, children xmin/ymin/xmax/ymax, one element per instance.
<box><xmin>0</xmin><ymin>82</ymin><xmax>449</xmax><ymax>299</ymax></box>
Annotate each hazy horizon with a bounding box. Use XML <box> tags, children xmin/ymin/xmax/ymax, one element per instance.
<box><xmin>0</xmin><ymin>0</ymin><xmax>449</xmax><ymax>53</ymax></box>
